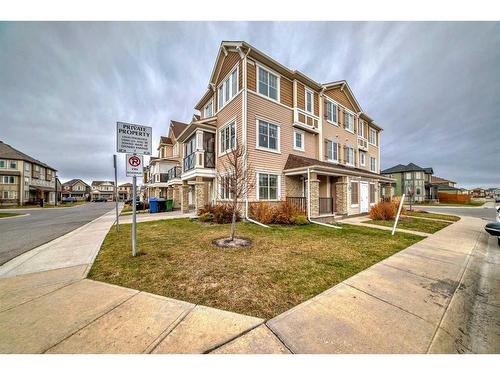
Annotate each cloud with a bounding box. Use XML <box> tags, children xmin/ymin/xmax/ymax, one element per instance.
<box><xmin>0</xmin><ymin>21</ymin><xmax>499</xmax><ymax>187</ymax></box>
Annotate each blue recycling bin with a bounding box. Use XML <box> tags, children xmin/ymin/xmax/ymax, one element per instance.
<box><xmin>149</xmin><ymin>198</ymin><xmax>158</xmax><ymax>214</ymax></box>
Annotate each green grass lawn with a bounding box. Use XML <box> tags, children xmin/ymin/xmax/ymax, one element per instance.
<box><xmin>0</xmin><ymin>212</ymin><xmax>22</xmax><ymax>218</ymax></box>
<box><xmin>368</xmin><ymin>217</ymin><xmax>452</xmax><ymax>233</ymax></box>
<box><xmin>404</xmin><ymin>210</ymin><xmax>460</xmax><ymax>222</ymax></box>
<box><xmin>89</xmin><ymin>219</ymin><xmax>423</xmax><ymax>319</ymax></box>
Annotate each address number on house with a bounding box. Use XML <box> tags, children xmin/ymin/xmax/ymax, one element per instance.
<box><xmin>117</xmin><ymin>122</ymin><xmax>152</xmax><ymax>155</ymax></box>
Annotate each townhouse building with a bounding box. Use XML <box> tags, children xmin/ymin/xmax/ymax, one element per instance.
<box><xmin>61</xmin><ymin>179</ymin><xmax>90</xmax><ymax>201</ymax></box>
<box><xmin>0</xmin><ymin>140</ymin><xmax>57</xmax><ymax>206</ymax></box>
<box><xmin>152</xmin><ymin>41</ymin><xmax>393</xmax><ymax>218</ymax></box>
<box><xmin>118</xmin><ymin>183</ymin><xmax>133</xmax><ymax>201</ymax></box>
<box><xmin>90</xmin><ymin>181</ymin><xmax>115</xmax><ymax>201</ymax></box>
<box><xmin>381</xmin><ymin>163</ymin><xmax>437</xmax><ymax>203</ymax></box>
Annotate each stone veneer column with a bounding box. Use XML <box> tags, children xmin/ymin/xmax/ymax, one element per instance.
<box><xmin>181</xmin><ymin>181</ymin><xmax>190</xmax><ymax>213</ymax></box>
<box><xmin>166</xmin><ymin>187</ymin><xmax>173</xmax><ymax>200</ymax></box>
<box><xmin>309</xmin><ymin>172</ymin><xmax>320</xmax><ymax>218</ymax></box>
<box><xmin>172</xmin><ymin>185</ymin><xmax>181</xmax><ymax>209</ymax></box>
<box><xmin>194</xmin><ymin>176</ymin><xmax>207</xmax><ymax>212</ymax></box>
<box><xmin>335</xmin><ymin>176</ymin><xmax>348</xmax><ymax>215</ymax></box>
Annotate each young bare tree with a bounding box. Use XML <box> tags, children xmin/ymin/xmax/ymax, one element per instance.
<box><xmin>218</xmin><ymin>140</ymin><xmax>253</xmax><ymax>242</ymax></box>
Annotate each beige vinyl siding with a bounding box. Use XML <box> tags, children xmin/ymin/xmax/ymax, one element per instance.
<box><xmin>296</xmin><ymin>82</ymin><xmax>305</xmax><ymax>110</ymax></box>
<box><xmin>280</xmin><ymin>77</ymin><xmax>293</xmax><ymax>107</ymax></box>
<box><xmin>247</xmin><ymin>61</ymin><xmax>256</xmax><ymax>91</ymax></box>
<box><xmin>324</xmin><ymin>87</ymin><xmax>356</xmax><ymax>112</ymax></box>
<box><xmin>215</xmin><ymin>92</ymin><xmax>243</xmax><ymax>174</ymax></box>
<box><xmin>246</xmin><ymin>91</ymin><xmax>318</xmax><ymax>201</ymax></box>
<box><xmin>215</xmin><ymin>52</ymin><xmax>240</xmax><ymax>87</ymax></box>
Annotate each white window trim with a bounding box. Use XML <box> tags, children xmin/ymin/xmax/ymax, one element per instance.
<box><xmin>218</xmin><ymin>117</ymin><xmax>237</xmax><ymax>157</ymax></box>
<box><xmin>216</xmin><ymin>66</ymin><xmax>239</xmax><ymax>112</ymax></box>
<box><xmin>370</xmin><ymin>157</ymin><xmax>377</xmax><ymax>172</ymax></box>
<box><xmin>293</xmin><ymin>129</ymin><xmax>305</xmax><ymax>152</ymax></box>
<box><xmin>350</xmin><ymin>181</ymin><xmax>359</xmax><ymax>207</ymax></box>
<box><xmin>256</xmin><ymin>63</ymin><xmax>281</xmax><ymax>104</ymax></box>
<box><xmin>345</xmin><ymin>146</ymin><xmax>355</xmax><ymax>166</ymax></box>
<box><xmin>256</xmin><ymin>170</ymin><xmax>281</xmax><ymax>201</ymax></box>
<box><xmin>255</xmin><ymin>117</ymin><xmax>281</xmax><ymax>154</ymax></box>
<box><xmin>305</xmin><ymin>87</ymin><xmax>314</xmax><ymax>114</ymax></box>
<box><xmin>358</xmin><ymin>119</ymin><xmax>366</xmax><ymax>139</ymax></box>
<box><xmin>369</xmin><ymin>182</ymin><xmax>376</xmax><ymax>205</ymax></box>
<box><xmin>325</xmin><ymin>99</ymin><xmax>339</xmax><ymax>126</ymax></box>
<box><xmin>344</xmin><ymin>112</ymin><xmax>355</xmax><ymax>134</ymax></box>
<box><xmin>326</xmin><ymin>139</ymin><xmax>339</xmax><ymax>163</ymax></box>
<box><xmin>218</xmin><ymin>172</ymin><xmax>234</xmax><ymax>201</ymax></box>
<box><xmin>369</xmin><ymin>127</ymin><xmax>377</xmax><ymax>146</ymax></box>
<box><xmin>204</xmin><ymin>98</ymin><xmax>214</xmax><ymax>118</ymax></box>
<box><xmin>359</xmin><ymin>151</ymin><xmax>366</xmax><ymax>167</ymax></box>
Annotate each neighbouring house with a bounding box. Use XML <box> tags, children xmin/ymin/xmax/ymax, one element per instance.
<box><xmin>118</xmin><ymin>183</ymin><xmax>133</xmax><ymax>201</ymax></box>
<box><xmin>471</xmin><ymin>188</ymin><xmax>486</xmax><ymax>198</ymax></box>
<box><xmin>431</xmin><ymin>176</ymin><xmax>456</xmax><ymax>187</ymax></box>
<box><xmin>0</xmin><ymin>140</ymin><xmax>57</xmax><ymax>206</ymax></box>
<box><xmin>61</xmin><ymin>179</ymin><xmax>90</xmax><ymax>201</ymax></box>
<box><xmin>381</xmin><ymin>163</ymin><xmax>437</xmax><ymax>203</ymax></box>
<box><xmin>90</xmin><ymin>181</ymin><xmax>115</xmax><ymax>201</ymax></box>
<box><xmin>145</xmin><ymin>41</ymin><xmax>393</xmax><ymax>218</ymax></box>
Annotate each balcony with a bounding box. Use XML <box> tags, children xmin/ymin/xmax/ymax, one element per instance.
<box><xmin>183</xmin><ymin>153</ymin><xmax>196</xmax><ymax>172</ymax></box>
<box><xmin>357</xmin><ymin>137</ymin><xmax>368</xmax><ymax>151</ymax></box>
<box><xmin>159</xmin><ymin>173</ymin><xmax>168</xmax><ymax>183</ymax></box>
<box><xmin>167</xmin><ymin>166</ymin><xmax>182</xmax><ymax>180</ymax></box>
<box><xmin>293</xmin><ymin>108</ymin><xmax>319</xmax><ymax>133</ymax></box>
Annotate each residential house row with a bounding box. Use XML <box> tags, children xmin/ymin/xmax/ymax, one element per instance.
<box><xmin>142</xmin><ymin>41</ymin><xmax>393</xmax><ymax>218</ymax></box>
<box><xmin>0</xmin><ymin>140</ymin><xmax>57</xmax><ymax>206</ymax></box>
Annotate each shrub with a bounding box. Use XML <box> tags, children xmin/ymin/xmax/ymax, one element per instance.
<box><xmin>198</xmin><ymin>212</ymin><xmax>214</xmax><ymax>223</ymax></box>
<box><xmin>198</xmin><ymin>204</ymin><xmax>240</xmax><ymax>224</ymax></box>
<box><xmin>369</xmin><ymin>200</ymin><xmax>404</xmax><ymax>220</ymax></box>
<box><xmin>291</xmin><ymin>214</ymin><xmax>309</xmax><ymax>225</ymax></box>
<box><xmin>249</xmin><ymin>202</ymin><xmax>274</xmax><ymax>224</ymax></box>
<box><xmin>272</xmin><ymin>201</ymin><xmax>302</xmax><ymax>225</ymax></box>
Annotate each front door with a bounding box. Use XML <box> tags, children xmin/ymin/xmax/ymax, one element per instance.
<box><xmin>360</xmin><ymin>182</ymin><xmax>369</xmax><ymax>213</ymax></box>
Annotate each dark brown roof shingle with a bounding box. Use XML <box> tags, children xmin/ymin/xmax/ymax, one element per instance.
<box><xmin>170</xmin><ymin>121</ymin><xmax>189</xmax><ymax>138</ymax></box>
<box><xmin>0</xmin><ymin>140</ymin><xmax>56</xmax><ymax>171</ymax></box>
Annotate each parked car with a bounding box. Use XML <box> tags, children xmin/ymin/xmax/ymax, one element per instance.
<box><xmin>62</xmin><ymin>197</ymin><xmax>77</xmax><ymax>203</ymax></box>
<box><xmin>92</xmin><ymin>197</ymin><xmax>108</xmax><ymax>202</ymax></box>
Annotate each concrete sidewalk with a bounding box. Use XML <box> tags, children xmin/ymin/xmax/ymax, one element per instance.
<box><xmin>339</xmin><ymin>215</ymin><xmax>430</xmax><ymax>237</ymax></box>
<box><xmin>1</xmin><ymin>210</ymin><xmax>497</xmax><ymax>353</ymax></box>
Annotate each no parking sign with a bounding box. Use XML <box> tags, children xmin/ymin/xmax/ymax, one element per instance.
<box><xmin>126</xmin><ymin>154</ymin><xmax>143</xmax><ymax>177</ymax></box>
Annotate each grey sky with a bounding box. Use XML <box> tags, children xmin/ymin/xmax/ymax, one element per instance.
<box><xmin>0</xmin><ymin>22</ymin><xmax>499</xmax><ymax>187</ymax></box>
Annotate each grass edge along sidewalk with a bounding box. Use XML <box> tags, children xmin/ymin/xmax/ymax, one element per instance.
<box><xmin>89</xmin><ymin>218</ymin><xmax>423</xmax><ymax>319</ymax></box>
<box><xmin>367</xmin><ymin>216</ymin><xmax>453</xmax><ymax>234</ymax></box>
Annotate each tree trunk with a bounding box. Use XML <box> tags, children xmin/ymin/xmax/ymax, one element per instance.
<box><xmin>230</xmin><ymin>199</ymin><xmax>237</xmax><ymax>241</ymax></box>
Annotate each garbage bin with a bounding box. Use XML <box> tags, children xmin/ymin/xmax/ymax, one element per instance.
<box><xmin>157</xmin><ymin>199</ymin><xmax>166</xmax><ymax>213</ymax></box>
<box><xmin>149</xmin><ymin>198</ymin><xmax>158</xmax><ymax>214</ymax></box>
<box><xmin>39</xmin><ymin>198</ymin><xmax>44</xmax><ymax>207</ymax></box>
<box><xmin>166</xmin><ymin>199</ymin><xmax>173</xmax><ymax>212</ymax></box>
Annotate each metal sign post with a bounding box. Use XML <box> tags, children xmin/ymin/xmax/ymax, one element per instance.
<box><xmin>126</xmin><ymin>153</ymin><xmax>144</xmax><ymax>257</ymax></box>
<box><xmin>117</xmin><ymin>122</ymin><xmax>151</xmax><ymax>258</ymax></box>
<box><xmin>113</xmin><ymin>155</ymin><xmax>119</xmax><ymax>232</ymax></box>
<box><xmin>392</xmin><ymin>194</ymin><xmax>406</xmax><ymax>236</ymax></box>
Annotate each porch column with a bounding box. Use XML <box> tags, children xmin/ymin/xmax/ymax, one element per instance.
<box><xmin>309</xmin><ymin>172</ymin><xmax>320</xmax><ymax>218</ymax></box>
<box><xmin>173</xmin><ymin>185</ymin><xmax>181</xmax><ymax>209</ymax></box>
<box><xmin>181</xmin><ymin>181</ymin><xmax>190</xmax><ymax>213</ymax></box>
<box><xmin>335</xmin><ymin>176</ymin><xmax>348</xmax><ymax>215</ymax></box>
<box><xmin>166</xmin><ymin>186</ymin><xmax>173</xmax><ymax>200</ymax></box>
<box><xmin>194</xmin><ymin>176</ymin><xmax>207</xmax><ymax>212</ymax></box>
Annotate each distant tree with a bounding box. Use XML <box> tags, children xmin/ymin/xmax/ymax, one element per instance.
<box><xmin>217</xmin><ymin>141</ymin><xmax>254</xmax><ymax>242</ymax></box>
<box><xmin>406</xmin><ymin>186</ymin><xmax>415</xmax><ymax>211</ymax></box>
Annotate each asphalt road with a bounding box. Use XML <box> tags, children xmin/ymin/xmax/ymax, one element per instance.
<box><xmin>0</xmin><ymin>202</ymin><xmax>115</xmax><ymax>266</ymax></box>
<box><xmin>413</xmin><ymin>201</ymin><xmax>499</xmax><ymax>221</ymax></box>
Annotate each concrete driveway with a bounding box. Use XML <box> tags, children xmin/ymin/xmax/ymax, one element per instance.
<box><xmin>0</xmin><ymin>202</ymin><xmax>116</xmax><ymax>265</ymax></box>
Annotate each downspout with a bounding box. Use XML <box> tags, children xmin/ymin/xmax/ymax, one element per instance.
<box><xmin>307</xmin><ymin>167</ymin><xmax>342</xmax><ymax>229</ymax></box>
<box><xmin>241</xmin><ymin>48</ymin><xmax>268</xmax><ymax>228</ymax></box>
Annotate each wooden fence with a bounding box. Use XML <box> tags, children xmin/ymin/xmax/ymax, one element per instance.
<box><xmin>438</xmin><ymin>192</ymin><xmax>471</xmax><ymax>204</ymax></box>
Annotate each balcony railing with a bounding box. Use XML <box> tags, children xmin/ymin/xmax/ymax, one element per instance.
<box><xmin>319</xmin><ymin>197</ymin><xmax>334</xmax><ymax>215</ymax></box>
<box><xmin>286</xmin><ymin>197</ymin><xmax>307</xmax><ymax>213</ymax></box>
<box><xmin>183</xmin><ymin>153</ymin><xmax>195</xmax><ymax>172</ymax></box>
<box><xmin>159</xmin><ymin>173</ymin><xmax>168</xmax><ymax>183</ymax></box>
<box><xmin>167</xmin><ymin>166</ymin><xmax>181</xmax><ymax>180</ymax></box>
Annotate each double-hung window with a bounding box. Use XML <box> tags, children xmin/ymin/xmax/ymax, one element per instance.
<box><xmin>369</xmin><ymin>184</ymin><xmax>376</xmax><ymax>204</ymax></box>
<box><xmin>370</xmin><ymin>157</ymin><xmax>377</xmax><ymax>172</ymax></box>
<box><xmin>257</xmin><ymin>120</ymin><xmax>279</xmax><ymax>152</ymax></box>
<box><xmin>258</xmin><ymin>173</ymin><xmax>279</xmax><ymax>200</ymax></box>
<box><xmin>258</xmin><ymin>66</ymin><xmax>278</xmax><ymax>100</ymax></box>
<box><xmin>2</xmin><ymin>176</ymin><xmax>15</xmax><ymax>184</ymax></box>
<box><xmin>326</xmin><ymin>140</ymin><xmax>338</xmax><ymax>162</ymax></box>
<box><xmin>345</xmin><ymin>146</ymin><xmax>354</xmax><ymax>166</ymax></box>
<box><xmin>345</xmin><ymin>112</ymin><xmax>354</xmax><ymax>132</ymax></box>
<box><xmin>358</xmin><ymin>119</ymin><xmax>365</xmax><ymax>138</ymax></box>
<box><xmin>360</xmin><ymin>151</ymin><xmax>366</xmax><ymax>166</ymax></box>
<box><xmin>305</xmin><ymin>89</ymin><xmax>313</xmax><ymax>113</ymax></box>
<box><xmin>369</xmin><ymin>127</ymin><xmax>377</xmax><ymax>145</ymax></box>
<box><xmin>220</xmin><ymin>175</ymin><xmax>233</xmax><ymax>200</ymax></box>
<box><xmin>217</xmin><ymin>68</ymin><xmax>238</xmax><ymax>110</ymax></box>
<box><xmin>326</xmin><ymin>101</ymin><xmax>337</xmax><ymax>123</ymax></box>
<box><xmin>351</xmin><ymin>181</ymin><xmax>359</xmax><ymax>205</ymax></box>
<box><xmin>293</xmin><ymin>130</ymin><xmax>304</xmax><ymax>151</ymax></box>
<box><xmin>220</xmin><ymin>121</ymin><xmax>236</xmax><ymax>154</ymax></box>
<box><xmin>204</xmin><ymin>99</ymin><xmax>213</xmax><ymax>118</ymax></box>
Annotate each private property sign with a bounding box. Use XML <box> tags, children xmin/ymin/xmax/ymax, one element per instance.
<box><xmin>126</xmin><ymin>154</ymin><xmax>144</xmax><ymax>177</ymax></box>
<box><xmin>116</xmin><ymin>122</ymin><xmax>152</xmax><ymax>155</ymax></box>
